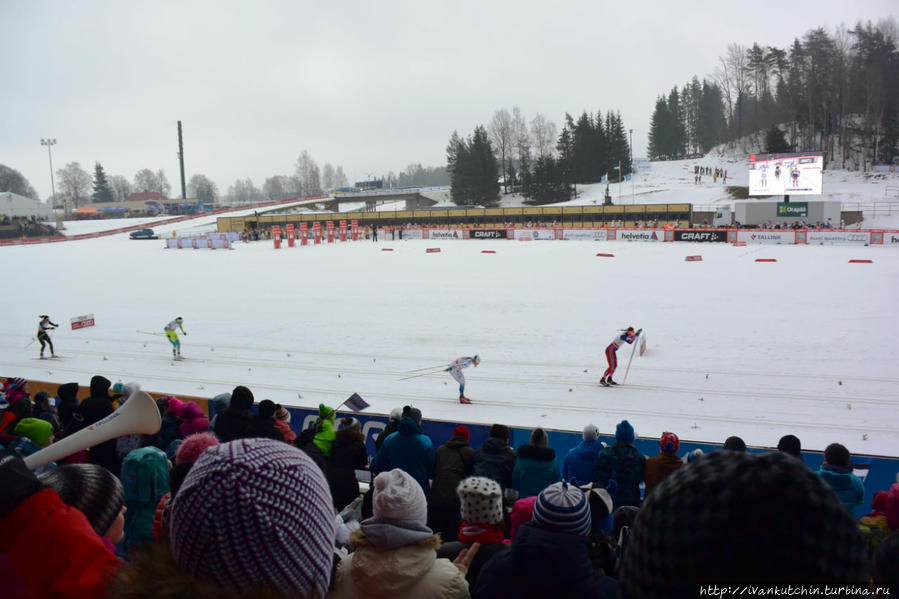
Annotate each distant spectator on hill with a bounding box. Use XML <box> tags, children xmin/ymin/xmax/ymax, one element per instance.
<box><xmin>113</xmin><ymin>438</ymin><xmax>336</xmax><ymax>598</ymax></box>
<box><xmin>777</xmin><ymin>434</ymin><xmax>803</xmax><ymax>460</ymax></box>
<box><xmin>643</xmin><ymin>431</ymin><xmax>683</xmax><ymax>496</ymax></box>
<box><xmin>593</xmin><ymin>420</ymin><xmax>645</xmax><ymax>509</ymax></box>
<box><xmin>371</xmin><ymin>406</ymin><xmax>435</xmax><ymax>498</ymax></box>
<box><xmin>328</xmin><ymin>417</ymin><xmax>369</xmax><ymax>511</ymax></box>
<box><xmin>247</xmin><ymin>399</ymin><xmax>283</xmax><ymax>441</ymax></box>
<box><xmin>429</xmin><ymin>425</ymin><xmax>475</xmax><ymax>542</ymax></box>
<box><xmin>723</xmin><ymin>435</ymin><xmax>747</xmax><ymax>452</ymax></box>
<box><xmin>563</xmin><ymin>424</ymin><xmax>605</xmax><ymax>486</ymax></box>
<box><xmin>332</xmin><ymin>468</ymin><xmax>476</xmax><ymax>599</ymax></box>
<box><xmin>619</xmin><ymin>451</ymin><xmax>868</xmax><ymax>598</ymax></box>
<box><xmin>512</xmin><ymin>428</ymin><xmax>560</xmax><ymax>499</ymax></box>
<box><xmin>473</xmin><ymin>424</ymin><xmax>517</xmax><ymax>501</ymax></box>
<box><xmin>474</xmin><ymin>481</ymin><xmax>616</xmax><ymax>599</ymax></box>
<box><xmin>213</xmin><ymin>385</ymin><xmax>253</xmax><ymax>442</ymax></box>
<box><xmin>818</xmin><ymin>442</ymin><xmax>865</xmax><ymax>513</ymax></box>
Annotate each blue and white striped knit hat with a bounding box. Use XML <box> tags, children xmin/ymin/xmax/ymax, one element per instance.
<box><xmin>170</xmin><ymin>438</ymin><xmax>336</xmax><ymax>598</ymax></box>
<box><xmin>532</xmin><ymin>481</ymin><xmax>591</xmax><ymax>536</ymax></box>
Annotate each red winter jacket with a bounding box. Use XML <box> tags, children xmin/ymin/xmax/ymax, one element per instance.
<box><xmin>0</xmin><ymin>489</ymin><xmax>120</xmax><ymax>598</ymax></box>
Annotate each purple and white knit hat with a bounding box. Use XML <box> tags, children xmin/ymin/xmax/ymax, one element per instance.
<box><xmin>170</xmin><ymin>438</ymin><xmax>335</xmax><ymax>598</ymax></box>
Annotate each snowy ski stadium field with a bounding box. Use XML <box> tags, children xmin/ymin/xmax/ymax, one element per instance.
<box><xmin>2</xmin><ymin>219</ymin><xmax>898</xmax><ymax>458</ymax></box>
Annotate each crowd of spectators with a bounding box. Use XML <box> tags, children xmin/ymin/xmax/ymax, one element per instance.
<box><xmin>2</xmin><ymin>374</ymin><xmax>898</xmax><ymax>598</ymax></box>
<box><xmin>0</xmin><ymin>214</ymin><xmax>57</xmax><ymax>239</ymax></box>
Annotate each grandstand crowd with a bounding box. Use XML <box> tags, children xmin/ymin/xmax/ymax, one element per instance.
<box><xmin>1</xmin><ymin>375</ymin><xmax>897</xmax><ymax>598</ymax></box>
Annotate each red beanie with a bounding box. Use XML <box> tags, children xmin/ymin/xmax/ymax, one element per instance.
<box><xmin>660</xmin><ymin>432</ymin><xmax>679</xmax><ymax>453</ymax></box>
<box><xmin>453</xmin><ymin>425</ymin><xmax>470</xmax><ymax>441</ymax></box>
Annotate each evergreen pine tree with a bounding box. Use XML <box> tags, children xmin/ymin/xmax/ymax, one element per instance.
<box><xmin>648</xmin><ymin>97</ymin><xmax>672</xmax><ymax>160</ymax></box>
<box><xmin>91</xmin><ymin>162</ymin><xmax>114</xmax><ymax>203</ymax></box>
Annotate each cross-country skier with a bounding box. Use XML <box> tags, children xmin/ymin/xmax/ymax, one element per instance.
<box><xmin>446</xmin><ymin>355</ymin><xmax>479</xmax><ymax>404</ymax></box>
<box><xmin>37</xmin><ymin>315</ymin><xmax>58</xmax><ymax>359</ymax></box>
<box><xmin>164</xmin><ymin>317</ymin><xmax>187</xmax><ymax>360</ymax></box>
<box><xmin>601</xmin><ymin>327</ymin><xmax>641</xmax><ymax>386</ymax></box>
<box><xmin>759</xmin><ymin>163</ymin><xmax>768</xmax><ymax>187</ymax></box>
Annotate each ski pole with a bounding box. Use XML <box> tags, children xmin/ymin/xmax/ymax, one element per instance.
<box><xmin>24</xmin><ymin>337</ymin><xmax>36</xmax><ymax>349</ymax></box>
<box><xmin>405</xmin><ymin>363</ymin><xmax>450</xmax><ymax>373</ymax></box>
<box><xmin>622</xmin><ymin>331</ymin><xmax>642</xmax><ymax>384</ymax></box>
<box><xmin>136</xmin><ymin>330</ymin><xmax>164</xmax><ymax>336</ymax></box>
<box><xmin>397</xmin><ymin>369</ymin><xmax>447</xmax><ymax>381</ymax></box>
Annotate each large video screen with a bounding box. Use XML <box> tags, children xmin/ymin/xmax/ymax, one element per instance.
<box><xmin>748</xmin><ymin>152</ymin><xmax>824</xmax><ymax>196</ymax></box>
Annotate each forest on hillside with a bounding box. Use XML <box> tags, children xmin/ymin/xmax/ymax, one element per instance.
<box><xmin>647</xmin><ymin>20</ymin><xmax>898</xmax><ymax>169</ymax></box>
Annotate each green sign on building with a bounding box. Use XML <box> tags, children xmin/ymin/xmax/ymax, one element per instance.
<box><xmin>777</xmin><ymin>202</ymin><xmax>808</xmax><ymax>217</ymax></box>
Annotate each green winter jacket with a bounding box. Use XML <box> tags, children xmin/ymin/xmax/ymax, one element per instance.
<box><xmin>313</xmin><ymin>406</ymin><xmax>337</xmax><ymax>458</ymax></box>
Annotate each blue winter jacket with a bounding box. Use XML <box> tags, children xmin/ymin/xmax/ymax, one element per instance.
<box><xmin>593</xmin><ymin>443</ymin><xmax>646</xmax><ymax>509</ymax></box>
<box><xmin>563</xmin><ymin>439</ymin><xmax>606</xmax><ymax>486</ymax></box>
<box><xmin>818</xmin><ymin>464</ymin><xmax>865</xmax><ymax>512</ymax></box>
<box><xmin>473</xmin><ymin>522</ymin><xmax>616</xmax><ymax>599</ymax></box>
<box><xmin>371</xmin><ymin>416</ymin><xmax>435</xmax><ymax>497</ymax></box>
<box><xmin>511</xmin><ymin>445</ymin><xmax>561</xmax><ymax>498</ymax></box>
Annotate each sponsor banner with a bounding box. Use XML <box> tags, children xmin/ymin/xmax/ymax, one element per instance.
<box><xmin>806</xmin><ymin>231</ymin><xmax>870</xmax><ymax>245</ymax></box>
<box><xmin>513</xmin><ymin>228</ymin><xmax>556</xmax><ymax>240</ymax></box>
<box><xmin>673</xmin><ymin>230</ymin><xmax>728</xmax><ymax>243</ymax></box>
<box><xmin>616</xmin><ymin>230</ymin><xmax>665</xmax><ymax>242</ymax></box>
<box><xmin>737</xmin><ymin>230</ymin><xmax>796</xmax><ymax>244</ymax></box>
<box><xmin>883</xmin><ymin>232</ymin><xmax>899</xmax><ymax>245</ymax></box>
<box><xmin>427</xmin><ymin>229</ymin><xmax>463</xmax><ymax>240</ymax></box>
<box><xmin>400</xmin><ymin>229</ymin><xmax>424</xmax><ymax>240</ymax></box>
<box><xmin>471</xmin><ymin>229</ymin><xmax>507</xmax><ymax>239</ymax></box>
<box><xmin>873</xmin><ymin>165</ymin><xmax>898</xmax><ymax>173</ymax></box>
<box><xmin>562</xmin><ymin>229</ymin><xmax>608</xmax><ymax>241</ymax></box>
<box><xmin>777</xmin><ymin>202</ymin><xmax>808</xmax><ymax>217</ymax></box>
<box><xmin>70</xmin><ymin>314</ymin><xmax>95</xmax><ymax>330</ymax></box>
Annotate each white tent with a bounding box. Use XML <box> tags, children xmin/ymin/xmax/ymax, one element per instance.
<box><xmin>0</xmin><ymin>191</ymin><xmax>53</xmax><ymax>219</ymax></box>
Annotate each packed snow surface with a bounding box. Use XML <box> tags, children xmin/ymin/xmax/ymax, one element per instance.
<box><xmin>2</xmin><ymin>221</ymin><xmax>897</xmax><ymax>457</ymax></box>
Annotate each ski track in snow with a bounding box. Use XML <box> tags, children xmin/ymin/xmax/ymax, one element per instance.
<box><xmin>4</xmin><ymin>196</ymin><xmax>899</xmax><ymax>457</ymax></box>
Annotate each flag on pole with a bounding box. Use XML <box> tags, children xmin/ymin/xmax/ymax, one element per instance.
<box><xmin>624</xmin><ymin>173</ymin><xmax>632</xmax><ymax>182</ymax></box>
<box><xmin>343</xmin><ymin>393</ymin><xmax>370</xmax><ymax>412</ymax></box>
<box><xmin>601</xmin><ymin>174</ymin><xmax>608</xmax><ymax>183</ymax></box>
<box><xmin>613</xmin><ymin>161</ymin><xmax>621</xmax><ymax>170</ymax></box>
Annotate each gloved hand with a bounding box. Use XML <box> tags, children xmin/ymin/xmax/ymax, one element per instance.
<box><xmin>0</xmin><ymin>449</ymin><xmax>46</xmax><ymax>519</ymax></box>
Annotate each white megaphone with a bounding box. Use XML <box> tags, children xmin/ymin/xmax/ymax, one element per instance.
<box><xmin>24</xmin><ymin>390</ymin><xmax>162</xmax><ymax>470</ymax></box>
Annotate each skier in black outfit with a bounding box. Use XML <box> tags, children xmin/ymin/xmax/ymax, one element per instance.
<box><xmin>37</xmin><ymin>315</ymin><xmax>58</xmax><ymax>358</ymax></box>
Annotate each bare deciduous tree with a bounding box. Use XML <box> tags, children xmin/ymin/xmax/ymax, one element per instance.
<box><xmin>530</xmin><ymin>113</ymin><xmax>557</xmax><ymax>158</ymax></box>
<box><xmin>489</xmin><ymin>108</ymin><xmax>512</xmax><ymax>192</ymax></box>
<box><xmin>57</xmin><ymin>162</ymin><xmax>91</xmax><ymax>208</ymax></box>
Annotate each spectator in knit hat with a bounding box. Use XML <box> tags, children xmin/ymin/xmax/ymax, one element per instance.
<box><xmin>512</xmin><ymin>428</ymin><xmax>560</xmax><ymax>499</ymax></box>
<box><xmin>112</xmin><ymin>438</ymin><xmax>336</xmax><ymax>599</ymax></box>
<box><xmin>247</xmin><ymin>399</ymin><xmax>283</xmax><ymax>441</ymax></box>
<box><xmin>375</xmin><ymin>406</ymin><xmax>404</xmax><ymax>451</ymax></box>
<box><xmin>473</xmin><ymin>424</ymin><xmax>517</xmax><ymax>500</ymax></box>
<box><xmin>8</xmin><ymin>417</ymin><xmax>57</xmax><ymax>474</ymax></box>
<box><xmin>120</xmin><ymin>446</ymin><xmax>170</xmax><ymax>559</ymax></box>
<box><xmin>859</xmin><ymin>490</ymin><xmax>895</xmax><ymax>553</ymax></box>
<box><xmin>332</xmin><ymin>468</ymin><xmax>477</xmax><ymax>599</ymax></box>
<box><xmin>429</xmin><ymin>425</ymin><xmax>475</xmax><ymax>542</ymax></box>
<box><xmin>32</xmin><ymin>391</ymin><xmax>61</xmax><ymax>433</ymax></box>
<box><xmin>371</xmin><ymin>405</ymin><xmax>435</xmax><ymax>498</ymax></box>
<box><xmin>327</xmin><ymin>417</ymin><xmax>369</xmax><ymax>511</ymax></box>
<box><xmin>818</xmin><ymin>442</ymin><xmax>865</xmax><ymax>513</ymax></box>
<box><xmin>474</xmin><ymin>481</ymin><xmax>616</xmax><ymax>599</ymax></box>
<box><xmin>213</xmin><ymin>385</ymin><xmax>253</xmax><ymax>442</ymax></box>
<box><xmin>153</xmin><ymin>396</ymin><xmax>184</xmax><ymax>450</ymax></box>
<box><xmin>618</xmin><ymin>451</ymin><xmax>868</xmax><ymax>598</ymax></box>
<box><xmin>563</xmin><ymin>423</ymin><xmax>605</xmax><ymax>486</ymax></box>
<box><xmin>178</xmin><ymin>401</ymin><xmax>210</xmax><ymax>438</ymax></box>
<box><xmin>152</xmin><ymin>432</ymin><xmax>220</xmax><ymax>542</ymax></box>
<box><xmin>273</xmin><ymin>406</ymin><xmax>296</xmax><ymax>443</ymax></box>
<box><xmin>643</xmin><ymin>431</ymin><xmax>684</xmax><ymax>496</ymax></box>
<box><xmin>777</xmin><ymin>434</ymin><xmax>803</xmax><ymax>461</ymax></box>
<box><xmin>871</xmin><ymin>532</ymin><xmax>899</xmax><ymax>595</ymax></box>
<box><xmin>313</xmin><ymin>403</ymin><xmax>338</xmax><ymax>457</ymax></box>
<box><xmin>439</xmin><ymin>476</ymin><xmax>509</xmax><ymax>587</ymax></box>
<box><xmin>40</xmin><ymin>464</ymin><xmax>126</xmax><ymax>553</ymax></box>
<box><xmin>67</xmin><ymin>375</ymin><xmax>120</xmax><ymax>475</ymax></box>
<box><xmin>593</xmin><ymin>420</ymin><xmax>645</xmax><ymax>509</ymax></box>
<box><xmin>723</xmin><ymin>435</ymin><xmax>747</xmax><ymax>452</ymax></box>
<box><xmin>0</xmin><ymin>449</ymin><xmax>121</xmax><ymax>598</ymax></box>
<box><xmin>207</xmin><ymin>392</ymin><xmax>230</xmax><ymax>431</ymax></box>
<box><xmin>506</xmin><ymin>495</ymin><xmax>538</xmax><ymax>543</ymax></box>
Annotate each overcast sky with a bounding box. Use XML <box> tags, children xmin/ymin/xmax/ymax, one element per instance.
<box><xmin>2</xmin><ymin>0</ymin><xmax>895</xmax><ymax>199</ymax></box>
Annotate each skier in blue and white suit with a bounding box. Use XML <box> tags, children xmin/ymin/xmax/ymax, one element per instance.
<box><xmin>446</xmin><ymin>355</ymin><xmax>479</xmax><ymax>404</ymax></box>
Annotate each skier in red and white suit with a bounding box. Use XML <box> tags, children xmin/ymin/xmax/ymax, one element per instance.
<box><xmin>601</xmin><ymin>327</ymin><xmax>641</xmax><ymax>386</ymax></box>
